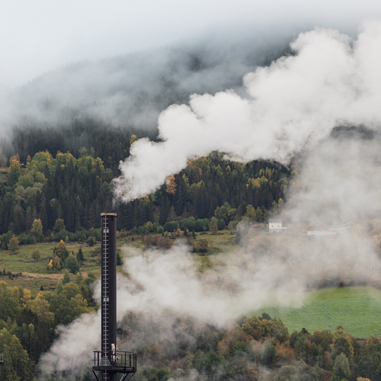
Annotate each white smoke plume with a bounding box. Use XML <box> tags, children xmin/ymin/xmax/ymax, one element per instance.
<box><xmin>39</xmin><ymin>21</ymin><xmax>381</xmax><ymax>377</ymax></box>
<box><xmin>113</xmin><ymin>21</ymin><xmax>381</xmax><ymax>202</ymax></box>
<box><xmin>39</xmin><ymin>233</ymin><xmax>381</xmax><ymax>376</ymax></box>
<box><xmin>284</xmin><ymin>136</ymin><xmax>381</xmax><ymax>224</ymax></box>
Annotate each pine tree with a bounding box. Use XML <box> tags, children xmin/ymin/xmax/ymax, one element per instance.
<box><xmin>117</xmin><ymin>252</ymin><xmax>123</xmax><ymax>266</ymax></box>
<box><xmin>76</xmin><ymin>248</ymin><xmax>84</xmax><ymax>262</ymax></box>
<box><xmin>62</xmin><ymin>270</ymin><xmax>71</xmax><ymax>284</ymax></box>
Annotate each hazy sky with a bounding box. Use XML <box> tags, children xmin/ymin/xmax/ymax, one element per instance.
<box><xmin>1</xmin><ymin>0</ymin><xmax>380</xmax><ymax>88</ymax></box>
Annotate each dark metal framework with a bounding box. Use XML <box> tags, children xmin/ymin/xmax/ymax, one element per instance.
<box><xmin>93</xmin><ymin>351</ymin><xmax>137</xmax><ymax>381</ymax></box>
<box><xmin>93</xmin><ymin>212</ymin><xmax>136</xmax><ymax>381</ymax></box>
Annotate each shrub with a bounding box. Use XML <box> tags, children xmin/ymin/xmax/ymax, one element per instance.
<box><xmin>157</xmin><ymin>236</ymin><xmax>172</xmax><ymax>249</ymax></box>
<box><xmin>143</xmin><ymin>234</ymin><xmax>158</xmax><ymax>247</ymax></box>
<box><xmin>217</xmin><ymin>218</ymin><xmax>226</xmax><ymax>230</ymax></box>
<box><xmin>93</xmin><ymin>229</ymin><xmax>101</xmax><ymax>241</ymax></box>
<box><xmin>20</xmin><ymin>234</ymin><xmax>36</xmax><ymax>245</ymax></box>
<box><xmin>8</xmin><ymin>236</ymin><xmax>19</xmax><ymax>253</ymax></box>
<box><xmin>76</xmin><ymin>231</ymin><xmax>87</xmax><ymax>242</ymax></box>
<box><xmin>116</xmin><ymin>252</ymin><xmax>123</xmax><ymax>266</ymax></box>
<box><xmin>197</xmin><ymin>238</ymin><xmax>208</xmax><ymax>254</ymax></box>
<box><xmin>210</xmin><ymin>217</ymin><xmax>218</xmax><ymax>235</ymax></box>
<box><xmin>54</xmin><ymin>240</ymin><xmax>69</xmax><ymax>260</ymax></box>
<box><xmin>31</xmin><ymin>249</ymin><xmax>41</xmax><ymax>262</ymax></box>
<box><xmin>65</xmin><ymin>253</ymin><xmax>80</xmax><ymax>274</ymax></box>
<box><xmin>56</xmin><ymin>229</ymin><xmax>70</xmax><ymax>241</ymax></box>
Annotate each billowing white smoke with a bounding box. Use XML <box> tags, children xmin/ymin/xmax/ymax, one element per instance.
<box><xmin>113</xmin><ymin>21</ymin><xmax>381</xmax><ymax>202</ymax></box>
<box><xmin>39</xmin><ymin>236</ymin><xmax>381</xmax><ymax>376</ymax></box>
<box><xmin>284</xmin><ymin>137</ymin><xmax>381</xmax><ymax>224</ymax></box>
<box><xmin>39</xmin><ymin>21</ymin><xmax>381</xmax><ymax>377</ymax></box>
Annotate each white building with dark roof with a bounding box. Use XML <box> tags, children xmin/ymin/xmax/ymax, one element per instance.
<box><xmin>269</xmin><ymin>219</ymin><xmax>287</xmax><ymax>233</ymax></box>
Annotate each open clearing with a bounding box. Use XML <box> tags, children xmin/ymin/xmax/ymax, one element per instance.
<box><xmin>3</xmin><ymin>235</ymin><xmax>381</xmax><ymax>338</ymax></box>
<box><xmin>252</xmin><ymin>286</ymin><xmax>381</xmax><ymax>338</ymax></box>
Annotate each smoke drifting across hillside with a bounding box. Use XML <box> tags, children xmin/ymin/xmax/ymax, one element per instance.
<box><xmin>38</xmin><ymin>22</ymin><xmax>381</xmax><ymax>379</ymax></box>
<box><xmin>113</xmin><ymin>21</ymin><xmax>381</xmax><ymax>204</ymax></box>
<box><xmin>284</xmin><ymin>132</ymin><xmax>381</xmax><ymax>225</ymax></box>
<box><xmin>40</xmin><ymin>234</ymin><xmax>381</xmax><ymax>377</ymax></box>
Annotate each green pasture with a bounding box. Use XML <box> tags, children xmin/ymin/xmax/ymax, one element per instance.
<box><xmin>0</xmin><ymin>275</ymin><xmax>61</xmax><ymax>296</ymax></box>
<box><xmin>252</xmin><ymin>286</ymin><xmax>381</xmax><ymax>339</ymax></box>
<box><xmin>200</xmin><ymin>230</ymin><xmax>236</xmax><ymax>254</ymax></box>
<box><xmin>0</xmin><ymin>241</ymin><xmax>105</xmax><ymax>295</ymax></box>
<box><xmin>0</xmin><ymin>241</ymin><xmax>102</xmax><ymax>274</ymax></box>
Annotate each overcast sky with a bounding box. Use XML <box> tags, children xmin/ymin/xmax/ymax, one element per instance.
<box><xmin>0</xmin><ymin>0</ymin><xmax>380</xmax><ymax>88</ymax></box>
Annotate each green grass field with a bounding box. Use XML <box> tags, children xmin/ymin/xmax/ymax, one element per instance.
<box><xmin>0</xmin><ymin>241</ymin><xmax>104</xmax><ymax>295</ymax></box>
<box><xmin>3</xmin><ymin>234</ymin><xmax>381</xmax><ymax>339</ymax></box>
<box><xmin>252</xmin><ymin>286</ymin><xmax>381</xmax><ymax>338</ymax></box>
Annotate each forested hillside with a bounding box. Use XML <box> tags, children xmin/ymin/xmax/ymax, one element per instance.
<box><xmin>0</xmin><ymin>125</ymin><xmax>289</xmax><ymax>250</ymax></box>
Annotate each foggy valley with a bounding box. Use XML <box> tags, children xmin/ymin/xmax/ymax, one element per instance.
<box><xmin>1</xmin><ymin>2</ymin><xmax>381</xmax><ymax>380</ymax></box>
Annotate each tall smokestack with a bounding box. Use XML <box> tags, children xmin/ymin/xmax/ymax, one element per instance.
<box><xmin>93</xmin><ymin>212</ymin><xmax>136</xmax><ymax>381</ymax></box>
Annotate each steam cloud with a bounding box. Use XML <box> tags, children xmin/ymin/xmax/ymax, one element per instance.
<box><xmin>113</xmin><ymin>21</ymin><xmax>381</xmax><ymax>202</ymax></box>
<box><xmin>40</xmin><ymin>235</ymin><xmax>381</xmax><ymax>377</ymax></box>
<box><xmin>39</xmin><ymin>21</ymin><xmax>381</xmax><ymax>378</ymax></box>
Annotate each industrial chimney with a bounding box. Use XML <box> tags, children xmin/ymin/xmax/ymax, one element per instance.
<box><xmin>93</xmin><ymin>212</ymin><xmax>136</xmax><ymax>381</ymax></box>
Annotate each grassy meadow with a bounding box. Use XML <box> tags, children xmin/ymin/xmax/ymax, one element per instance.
<box><xmin>0</xmin><ymin>240</ymin><xmax>103</xmax><ymax>295</ymax></box>
<box><xmin>2</xmin><ymin>231</ymin><xmax>381</xmax><ymax>339</ymax></box>
<box><xmin>253</xmin><ymin>286</ymin><xmax>381</xmax><ymax>338</ymax></box>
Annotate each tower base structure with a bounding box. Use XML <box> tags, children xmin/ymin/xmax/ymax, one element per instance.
<box><xmin>92</xmin><ymin>212</ymin><xmax>136</xmax><ymax>381</ymax></box>
<box><xmin>93</xmin><ymin>350</ymin><xmax>137</xmax><ymax>381</ymax></box>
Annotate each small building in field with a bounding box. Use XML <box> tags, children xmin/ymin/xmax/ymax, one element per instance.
<box><xmin>269</xmin><ymin>219</ymin><xmax>287</xmax><ymax>233</ymax></box>
<box><xmin>306</xmin><ymin>222</ymin><xmax>336</xmax><ymax>236</ymax></box>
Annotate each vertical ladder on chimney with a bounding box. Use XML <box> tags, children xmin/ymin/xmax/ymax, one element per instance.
<box><xmin>102</xmin><ymin>216</ymin><xmax>110</xmax><ymax>381</ymax></box>
<box><xmin>93</xmin><ymin>212</ymin><xmax>136</xmax><ymax>381</ymax></box>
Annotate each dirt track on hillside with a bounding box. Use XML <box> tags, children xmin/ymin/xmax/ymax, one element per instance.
<box><xmin>22</xmin><ymin>272</ymin><xmax>64</xmax><ymax>280</ymax></box>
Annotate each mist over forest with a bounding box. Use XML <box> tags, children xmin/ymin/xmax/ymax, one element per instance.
<box><xmin>1</xmin><ymin>15</ymin><xmax>381</xmax><ymax>381</ymax></box>
<box><xmin>0</xmin><ymin>30</ymin><xmax>293</xmax><ymax>158</ymax></box>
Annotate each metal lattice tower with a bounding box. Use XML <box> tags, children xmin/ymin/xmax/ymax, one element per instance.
<box><xmin>93</xmin><ymin>212</ymin><xmax>136</xmax><ymax>381</ymax></box>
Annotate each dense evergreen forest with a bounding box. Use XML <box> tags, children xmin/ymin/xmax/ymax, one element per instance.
<box><xmin>0</xmin><ymin>122</ymin><xmax>289</xmax><ymax>250</ymax></box>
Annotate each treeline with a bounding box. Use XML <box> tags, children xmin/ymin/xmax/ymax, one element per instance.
<box><xmin>0</xmin><ymin>274</ymin><xmax>94</xmax><ymax>381</ymax></box>
<box><xmin>3</xmin><ymin>275</ymin><xmax>381</xmax><ymax>381</ymax></box>
<box><xmin>0</xmin><ymin>150</ymin><xmax>113</xmax><ymax>241</ymax></box>
<box><xmin>1</xmin><ymin>120</ymin><xmax>157</xmax><ymax>172</ymax></box>
<box><xmin>0</xmin><ymin>138</ymin><xmax>289</xmax><ymax>247</ymax></box>
<box><xmin>118</xmin><ymin>152</ymin><xmax>289</xmax><ymax>231</ymax></box>
<box><xmin>117</xmin><ymin>312</ymin><xmax>381</xmax><ymax>381</ymax></box>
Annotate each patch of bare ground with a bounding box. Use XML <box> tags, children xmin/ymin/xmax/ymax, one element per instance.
<box><xmin>22</xmin><ymin>271</ymin><xmax>88</xmax><ymax>280</ymax></box>
<box><xmin>22</xmin><ymin>272</ymin><xmax>64</xmax><ymax>280</ymax></box>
